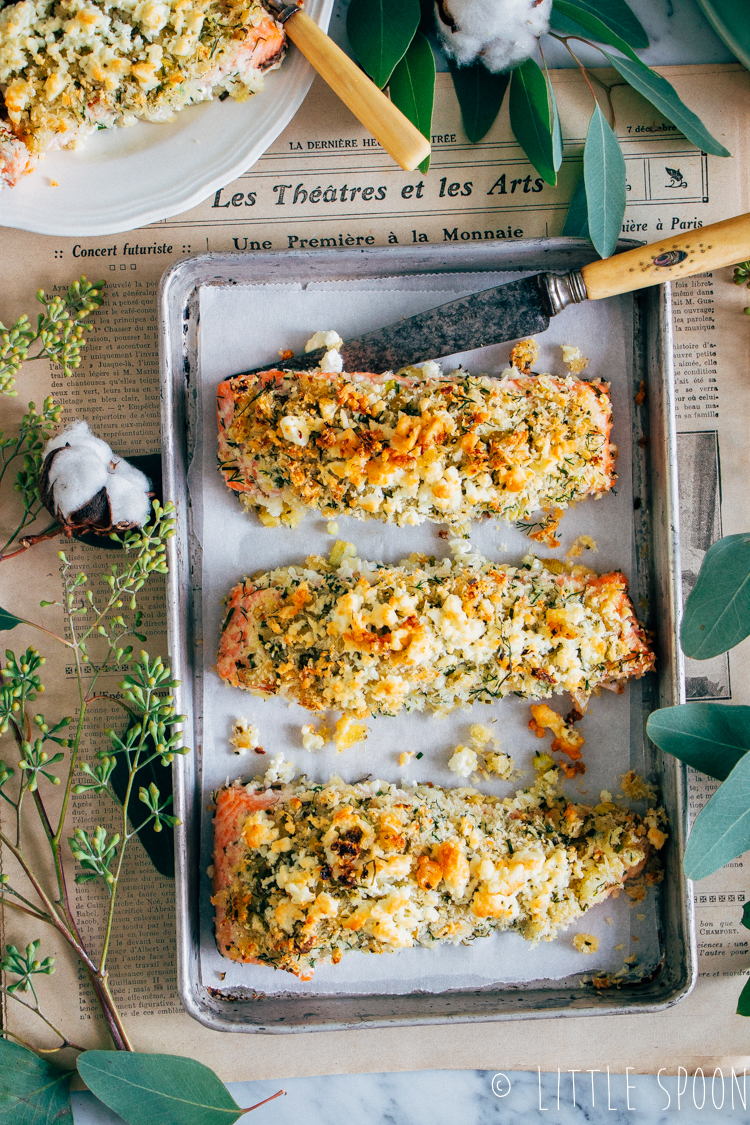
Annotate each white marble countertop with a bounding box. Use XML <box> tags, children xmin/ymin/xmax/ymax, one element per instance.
<box><xmin>70</xmin><ymin>2</ymin><xmax>743</xmax><ymax>1122</ymax></box>
<box><xmin>72</xmin><ymin>1067</ymin><xmax>750</xmax><ymax>1123</ymax></box>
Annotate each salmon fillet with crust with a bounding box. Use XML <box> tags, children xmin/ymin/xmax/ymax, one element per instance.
<box><xmin>0</xmin><ymin>0</ymin><xmax>285</xmax><ymax>187</ymax></box>
<box><xmin>216</xmin><ymin>366</ymin><xmax>616</xmax><ymax>530</ymax></box>
<box><xmin>216</xmin><ymin>546</ymin><xmax>655</xmax><ymax>717</ymax></box>
<box><xmin>211</xmin><ymin>769</ymin><xmax>666</xmax><ymax>978</ymax></box>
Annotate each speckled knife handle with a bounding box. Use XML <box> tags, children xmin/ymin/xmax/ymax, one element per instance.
<box><xmin>580</xmin><ymin>212</ymin><xmax>750</xmax><ymax>300</ymax></box>
<box><xmin>269</xmin><ymin>4</ymin><xmax>431</xmax><ymax>172</ymax></box>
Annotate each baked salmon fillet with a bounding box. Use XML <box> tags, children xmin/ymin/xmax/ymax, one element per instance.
<box><xmin>211</xmin><ymin>768</ymin><xmax>666</xmax><ymax>978</ymax></box>
<box><xmin>216</xmin><ymin>366</ymin><xmax>615</xmax><ymax>530</ymax></box>
<box><xmin>216</xmin><ymin>545</ymin><xmax>655</xmax><ymax>717</ymax></box>
<box><xmin>0</xmin><ymin>0</ymin><xmax>285</xmax><ymax>187</ymax></box>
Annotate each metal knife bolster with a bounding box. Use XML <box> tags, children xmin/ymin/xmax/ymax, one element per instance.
<box><xmin>236</xmin><ymin>269</ymin><xmax>589</xmax><ymax>378</ymax></box>
<box><xmin>542</xmin><ymin>269</ymin><xmax>588</xmax><ymax>316</ymax></box>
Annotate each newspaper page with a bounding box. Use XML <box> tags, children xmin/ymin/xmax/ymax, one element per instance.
<box><xmin>1</xmin><ymin>63</ymin><xmax>750</xmax><ymax>1076</ymax></box>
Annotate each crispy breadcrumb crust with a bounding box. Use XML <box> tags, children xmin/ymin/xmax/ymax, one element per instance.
<box><xmin>212</xmin><ymin>769</ymin><xmax>666</xmax><ymax>978</ymax></box>
<box><xmin>216</xmin><ymin>366</ymin><xmax>615</xmax><ymax>530</ymax></box>
<box><xmin>216</xmin><ymin>545</ymin><xmax>655</xmax><ymax>717</ymax></box>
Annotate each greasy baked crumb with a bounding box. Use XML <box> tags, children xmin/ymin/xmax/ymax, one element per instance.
<box><xmin>561</xmin><ymin>344</ymin><xmax>589</xmax><ymax>376</ymax></box>
<box><xmin>333</xmin><ymin>715</ymin><xmax>368</xmax><ymax>752</ymax></box>
<box><xmin>620</xmin><ymin>770</ymin><xmax>657</xmax><ymax>802</ymax></box>
<box><xmin>573</xmin><ymin>932</ymin><xmax>599</xmax><ymax>954</ymax></box>
<box><xmin>510</xmin><ymin>337</ymin><xmax>540</xmax><ymax>374</ymax></box>
<box><xmin>300</xmin><ymin>723</ymin><xmax>328</xmax><ymax>752</ymax></box>
<box><xmin>229</xmin><ymin>717</ymin><xmax>260</xmax><ymax>756</ymax></box>
<box><xmin>567</xmin><ymin>535</ymin><xmax>597</xmax><ymax>559</ymax></box>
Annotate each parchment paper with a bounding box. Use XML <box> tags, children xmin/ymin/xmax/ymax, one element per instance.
<box><xmin>192</xmin><ymin>274</ymin><xmax>660</xmax><ymax>996</ymax></box>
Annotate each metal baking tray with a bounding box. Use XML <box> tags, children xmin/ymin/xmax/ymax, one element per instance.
<box><xmin>159</xmin><ymin>240</ymin><xmax>695</xmax><ymax>1033</ymax></box>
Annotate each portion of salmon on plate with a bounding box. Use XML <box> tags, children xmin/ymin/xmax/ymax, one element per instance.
<box><xmin>0</xmin><ymin>0</ymin><xmax>285</xmax><ymax>188</ymax></box>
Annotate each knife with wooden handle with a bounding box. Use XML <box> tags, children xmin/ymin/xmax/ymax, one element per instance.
<box><xmin>239</xmin><ymin>211</ymin><xmax>750</xmax><ymax>375</ymax></box>
<box><xmin>265</xmin><ymin>1</ymin><xmax>431</xmax><ymax>172</ymax></box>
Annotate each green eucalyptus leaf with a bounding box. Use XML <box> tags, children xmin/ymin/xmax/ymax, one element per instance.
<box><xmin>448</xmin><ymin>61</ymin><xmax>510</xmax><ymax>144</ymax></box>
<box><xmin>742</xmin><ymin>900</ymin><xmax>750</xmax><ymax>931</ymax></box>
<box><xmin>0</xmin><ymin>606</ymin><xmax>24</xmax><ymax>631</ymax></box>
<box><xmin>683</xmin><ymin>752</ymin><xmax>750</xmax><ymax>881</ymax></box>
<box><xmin>681</xmin><ymin>534</ymin><xmax>750</xmax><ymax>659</ymax></box>
<box><xmin>555</xmin><ymin>0</ymin><xmax>648</xmax><ymax>47</ymax></box>
<box><xmin>600</xmin><ymin>51</ymin><xmax>730</xmax><ymax>157</ymax></box>
<box><xmin>737</xmin><ymin>976</ymin><xmax>750</xmax><ymax>1017</ymax></box>
<box><xmin>562</xmin><ymin>172</ymin><xmax>590</xmax><ymax>237</ymax></box>
<box><xmin>509</xmin><ymin>59</ymin><xmax>556</xmax><ymax>186</ymax></box>
<box><xmin>346</xmin><ymin>0</ymin><xmax>420</xmax><ymax>89</ymax></box>
<box><xmin>550</xmin><ymin>0</ymin><xmax>641</xmax><ymax>63</ymax></box>
<box><xmin>583</xmin><ymin>102</ymin><xmax>626</xmax><ymax>258</ymax></box>
<box><xmin>0</xmin><ymin>1038</ymin><xmax>72</xmax><ymax>1124</ymax></box>
<box><xmin>388</xmin><ymin>30</ymin><xmax>435</xmax><ymax>173</ymax></box>
<box><xmin>646</xmin><ymin>703</ymin><xmax>750</xmax><ymax>781</ymax></box>
<box><xmin>78</xmin><ymin>1052</ymin><xmax>243</xmax><ymax>1125</ymax></box>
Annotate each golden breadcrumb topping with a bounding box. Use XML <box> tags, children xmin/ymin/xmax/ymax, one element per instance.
<box><xmin>212</xmin><ymin>766</ymin><xmax>666</xmax><ymax>978</ymax></box>
<box><xmin>216</xmin><ymin>542</ymin><xmax>655</xmax><ymax>717</ymax></box>
<box><xmin>216</xmin><ymin>364</ymin><xmax>615</xmax><ymax>531</ymax></box>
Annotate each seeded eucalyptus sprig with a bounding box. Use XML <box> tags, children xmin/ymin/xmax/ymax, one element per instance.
<box><xmin>344</xmin><ymin>0</ymin><xmax>730</xmax><ymax>258</ymax></box>
<box><xmin>0</xmin><ymin>278</ymin><xmax>103</xmax><ymax>561</ymax></box>
<box><xmin>0</xmin><ymin>277</ymin><xmax>104</xmax><ymax>397</ymax></box>
<box><xmin>0</xmin><ymin>278</ymin><xmax>285</xmax><ymax>1123</ymax></box>
<box><xmin>0</xmin><ymin>499</ymin><xmax>185</xmax><ymax>1055</ymax></box>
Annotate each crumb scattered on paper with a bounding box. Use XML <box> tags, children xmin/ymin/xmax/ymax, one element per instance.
<box><xmin>567</xmin><ymin>534</ymin><xmax>597</xmax><ymax>559</ymax></box>
<box><xmin>561</xmin><ymin>344</ymin><xmax>589</xmax><ymax>375</ymax></box>
<box><xmin>621</xmin><ymin>770</ymin><xmax>657</xmax><ymax>802</ymax></box>
<box><xmin>301</xmin><ymin>723</ymin><xmax>329</xmax><ymax>752</ymax></box>
<box><xmin>230</xmin><ymin>717</ymin><xmax>261</xmax><ymax>756</ymax></box>
<box><xmin>573</xmin><ymin>933</ymin><xmax>599</xmax><ymax>955</ymax></box>
<box><xmin>333</xmin><ymin>714</ymin><xmax>368</xmax><ymax>752</ymax></box>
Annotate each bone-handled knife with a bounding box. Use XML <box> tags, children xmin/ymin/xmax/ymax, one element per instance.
<box><xmin>236</xmin><ymin>211</ymin><xmax>750</xmax><ymax>376</ymax></box>
<box><xmin>263</xmin><ymin>0</ymin><xmax>430</xmax><ymax>173</ymax></box>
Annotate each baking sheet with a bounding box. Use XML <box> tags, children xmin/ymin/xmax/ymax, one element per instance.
<box><xmin>192</xmin><ymin>273</ymin><xmax>661</xmax><ymax>997</ymax></box>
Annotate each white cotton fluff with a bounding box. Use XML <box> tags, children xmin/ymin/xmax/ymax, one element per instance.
<box><xmin>435</xmin><ymin>0</ymin><xmax>552</xmax><ymax>72</ymax></box>
<box><xmin>43</xmin><ymin>420</ymin><xmax>151</xmax><ymax>526</ymax></box>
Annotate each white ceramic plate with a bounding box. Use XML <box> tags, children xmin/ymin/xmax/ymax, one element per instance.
<box><xmin>0</xmin><ymin>0</ymin><xmax>332</xmax><ymax>236</ymax></box>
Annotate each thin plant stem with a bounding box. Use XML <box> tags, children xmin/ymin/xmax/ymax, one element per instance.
<box><xmin>0</xmin><ymin>893</ymin><xmax>51</xmax><ymax>925</ymax></box>
<box><xmin>549</xmin><ymin>33</ymin><xmax>619</xmax><ymax>126</ymax></box>
<box><xmin>0</xmin><ymin>524</ymin><xmax>63</xmax><ymax>561</ymax></box>
<box><xmin>1</xmin><ymin>987</ymin><xmax>88</xmax><ymax>1052</ymax></box>
<box><xmin>241</xmin><ymin>1091</ymin><xmax>287</xmax><ymax>1113</ymax></box>
<box><xmin>98</xmin><ymin>705</ymin><xmax>149</xmax><ymax>974</ymax></box>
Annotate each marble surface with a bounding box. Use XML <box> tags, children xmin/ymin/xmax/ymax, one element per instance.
<box><xmin>71</xmin><ymin>1067</ymin><xmax>750</xmax><ymax>1123</ymax></box>
<box><xmin>67</xmin><ymin>3</ymin><xmax>745</xmax><ymax>1124</ymax></box>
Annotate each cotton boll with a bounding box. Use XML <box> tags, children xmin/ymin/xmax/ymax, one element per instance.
<box><xmin>45</xmin><ymin>445</ymin><xmax>109</xmax><ymax>518</ymax></box>
<box><xmin>436</xmin><ymin>0</ymin><xmax>552</xmax><ymax>73</ymax></box>
<box><xmin>40</xmin><ymin>420</ymin><xmax>152</xmax><ymax>536</ymax></box>
<box><xmin>105</xmin><ymin>460</ymin><xmax>152</xmax><ymax>527</ymax></box>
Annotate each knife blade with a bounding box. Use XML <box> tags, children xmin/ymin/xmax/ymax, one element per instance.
<box><xmin>239</xmin><ymin>272</ymin><xmax>562</xmax><ymax>377</ymax></box>
<box><xmin>230</xmin><ymin>210</ymin><xmax>750</xmax><ymax>377</ymax></box>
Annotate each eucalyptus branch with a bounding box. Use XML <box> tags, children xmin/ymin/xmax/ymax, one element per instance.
<box><xmin>0</xmin><ymin>278</ymin><xmax>104</xmax><ymax>398</ymax></box>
